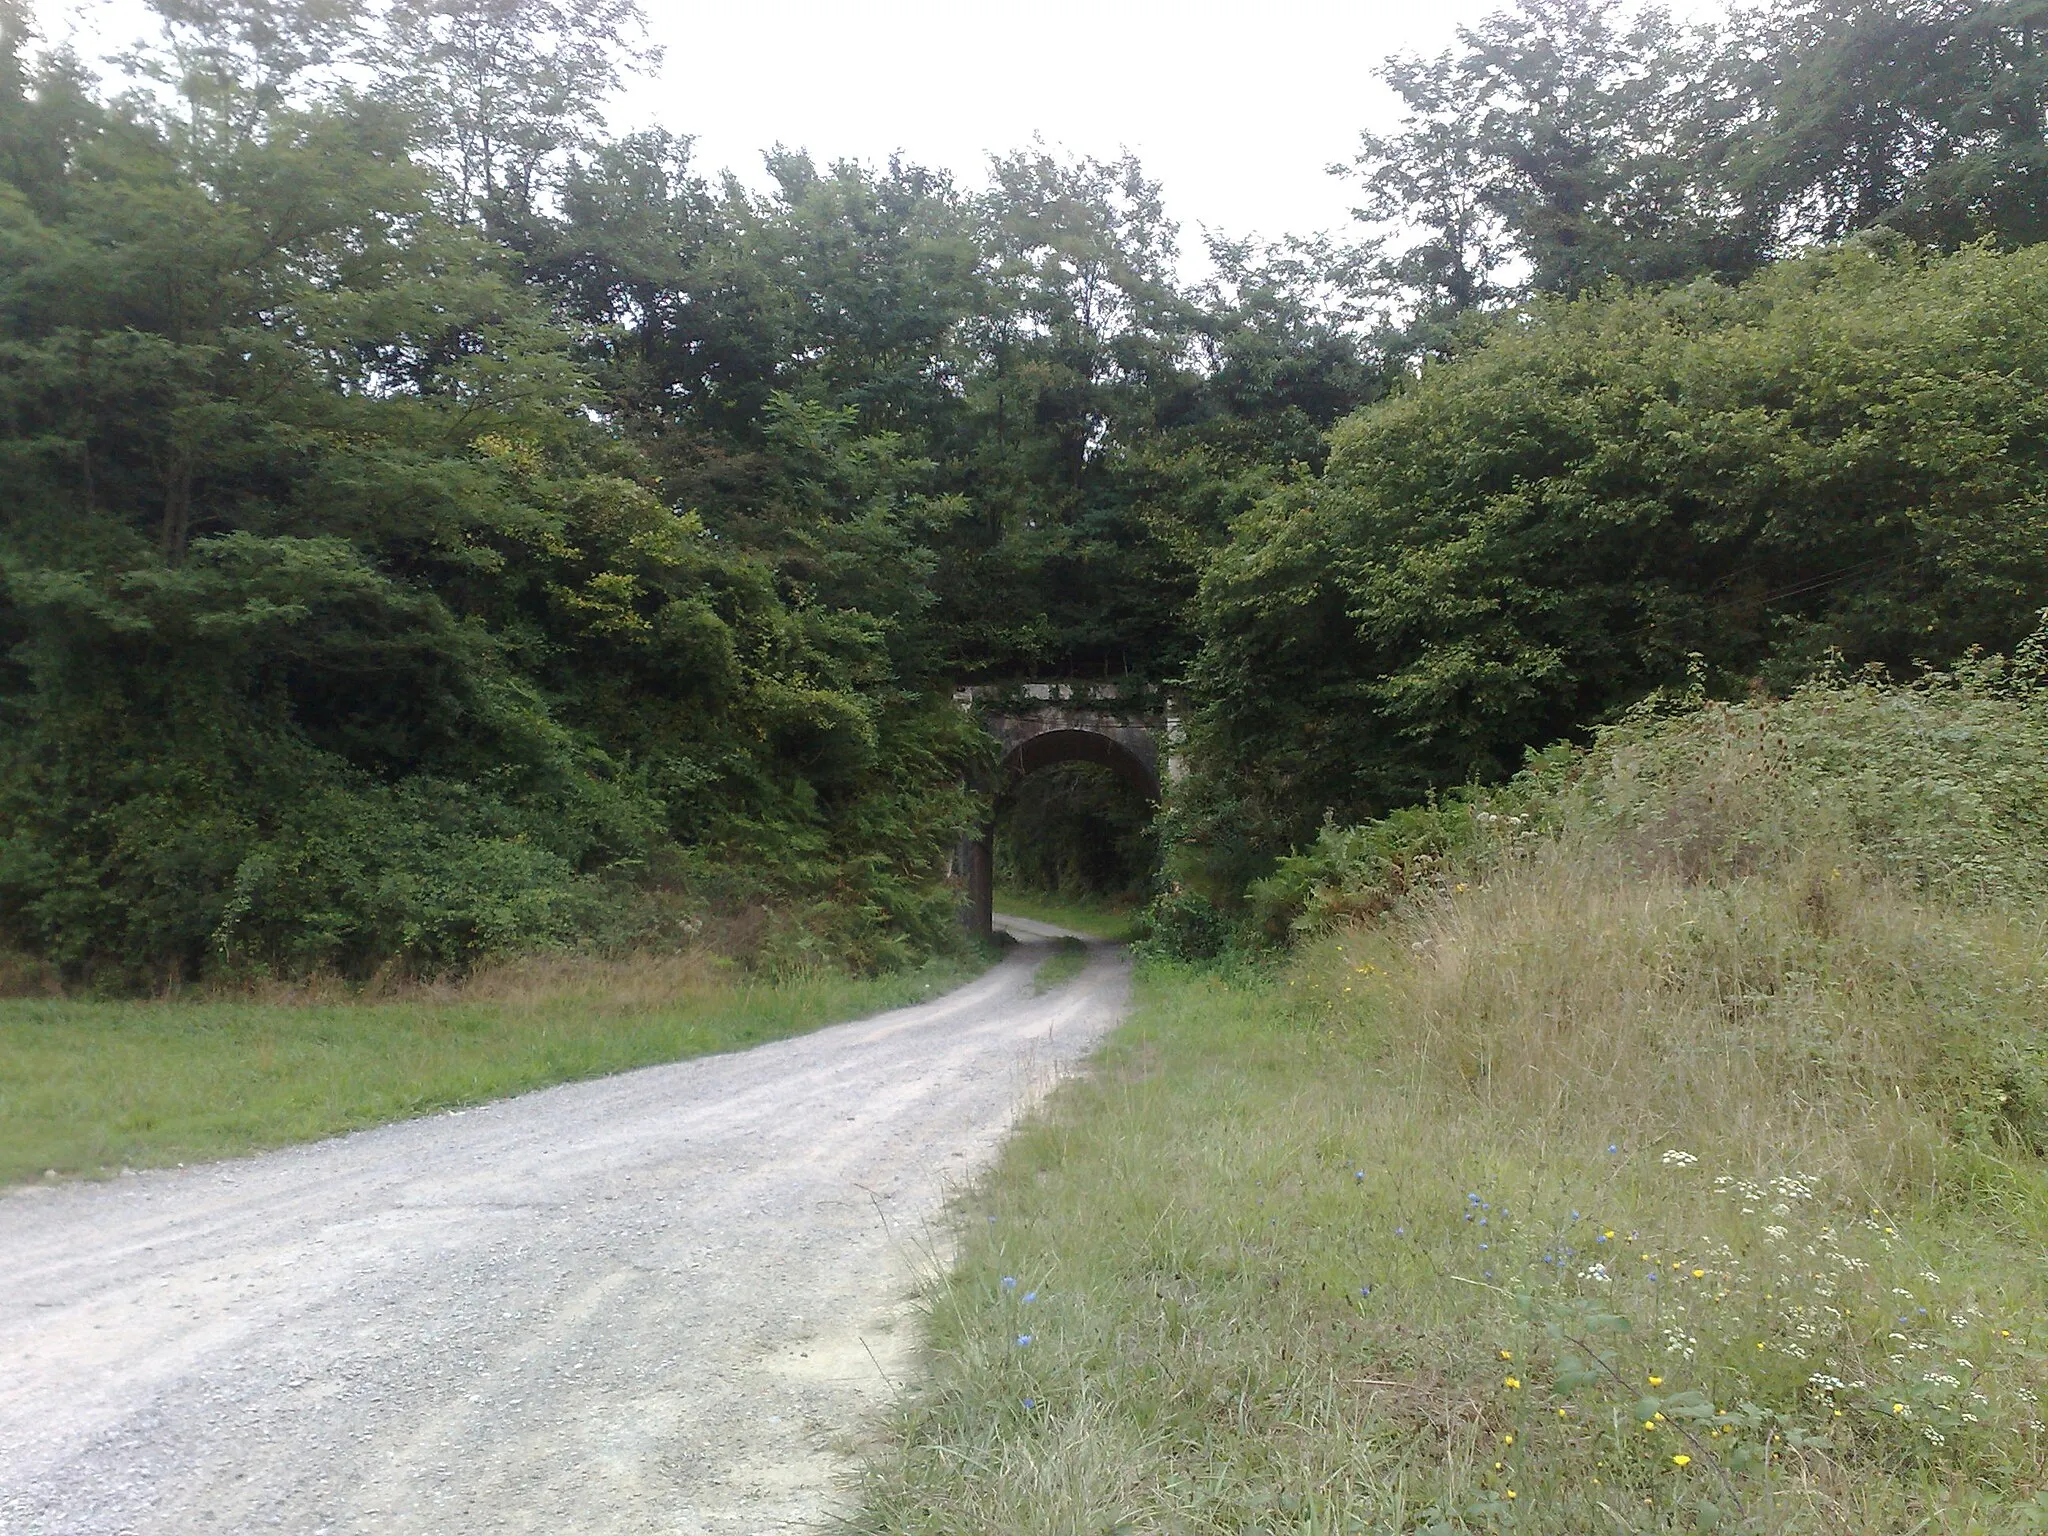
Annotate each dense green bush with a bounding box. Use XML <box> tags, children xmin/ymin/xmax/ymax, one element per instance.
<box><xmin>0</xmin><ymin>34</ymin><xmax>985</xmax><ymax>985</ymax></box>
<box><xmin>1188</xmin><ymin>241</ymin><xmax>2048</xmax><ymax>863</ymax></box>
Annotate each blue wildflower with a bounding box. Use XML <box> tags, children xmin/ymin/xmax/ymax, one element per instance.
<box><xmin>1001</xmin><ymin>1276</ymin><xmax>1017</xmax><ymax>1291</ymax></box>
<box><xmin>1016</xmin><ymin>1334</ymin><xmax>1033</xmax><ymax>1347</ymax></box>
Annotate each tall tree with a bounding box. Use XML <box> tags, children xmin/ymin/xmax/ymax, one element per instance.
<box><xmin>375</xmin><ymin>0</ymin><xmax>657</xmax><ymax>224</ymax></box>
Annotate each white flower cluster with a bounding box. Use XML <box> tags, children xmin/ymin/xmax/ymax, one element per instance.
<box><xmin>1660</xmin><ymin>1148</ymin><xmax>1698</xmax><ymax>1167</ymax></box>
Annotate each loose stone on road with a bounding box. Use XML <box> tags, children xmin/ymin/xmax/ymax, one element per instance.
<box><xmin>0</xmin><ymin>937</ymin><xmax>1128</xmax><ymax>1534</ymax></box>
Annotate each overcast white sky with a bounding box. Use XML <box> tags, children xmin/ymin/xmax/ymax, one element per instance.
<box><xmin>40</xmin><ymin>0</ymin><xmax>1722</xmax><ymax>260</ymax></box>
<box><xmin>614</xmin><ymin>0</ymin><xmax>1525</xmax><ymax>252</ymax></box>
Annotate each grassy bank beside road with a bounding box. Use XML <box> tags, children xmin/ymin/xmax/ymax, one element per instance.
<box><xmin>861</xmin><ymin>686</ymin><xmax>2048</xmax><ymax>1535</ymax></box>
<box><xmin>0</xmin><ymin>953</ymin><xmax>982</xmax><ymax>1185</ymax></box>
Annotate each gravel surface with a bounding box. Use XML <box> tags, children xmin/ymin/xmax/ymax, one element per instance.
<box><xmin>0</xmin><ymin>937</ymin><xmax>1128</xmax><ymax>1535</ymax></box>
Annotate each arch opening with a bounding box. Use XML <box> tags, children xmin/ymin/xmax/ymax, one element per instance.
<box><xmin>962</xmin><ymin>727</ymin><xmax>1160</xmax><ymax>940</ymax></box>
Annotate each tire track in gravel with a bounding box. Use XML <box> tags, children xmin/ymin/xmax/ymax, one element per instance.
<box><xmin>0</xmin><ymin>936</ymin><xmax>1127</xmax><ymax>1535</ymax></box>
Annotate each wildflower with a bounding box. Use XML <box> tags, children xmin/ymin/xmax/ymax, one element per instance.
<box><xmin>1607</xmin><ymin>1144</ymin><xmax>1620</xmax><ymax>1154</ymax></box>
<box><xmin>1692</xmin><ymin>1268</ymin><xmax>1705</xmax><ymax>1278</ymax></box>
<box><xmin>1504</xmin><ymin>1376</ymin><xmax>1521</xmax><ymax>1390</ymax></box>
<box><xmin>1000</xmin><ymin>1276</ymin><xmax>1017</xmax><ymax>1290</ymax></box>
<box><xmin>1499</xmin><ymin>1349</ymin><xmax>1513</xmax><ymax>1361</ymax></box>
<box><xmin>1505</xmin><ymin>1490</ymin><xmax>1517</xmax><ymax>1500</ymax></box>
<box><xmin>1502</xmin><ymin>1433</ymin><xmax>1515</xmax><ymax>1445</ymax></box>
<box><xmin>1672</xmin><ymin>1454</ymin><xmax>1691</xmax><ymax>1467</ymax></box>
<box><xmin>1892</xmin><ymin>1403</ymin><xmax>1906</xmax><ymax>1414</ymax></box>
<box><xmin>1660</xmin><ymin>1149</ymin><xmax>1698</xmax><ymax>1167</ymax></box>
<box><xmin>1016</xmin><ymin>1335</ymin><xmax>1033</xmax><ymax>1347</ymax></box>
<box><xmin>1647</xmin><ymin>1376</ymin><xmax>1663</xmax><ymax>1387</ymax></box>
<box><xmin>1022</xmin><ymin>1291</ymin><xmax>1037</xmax><ymax>1303</ymax></box>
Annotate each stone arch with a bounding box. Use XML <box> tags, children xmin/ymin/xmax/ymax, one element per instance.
<box><xmin>999</xmin><ymin>727</ymin><xmax>1160</xmax><ymax>804</ymax></box>
<box><xmin>952</xmin><ymin>683</ymin><xmax>1175</xmax><ymax>940</ymax></box>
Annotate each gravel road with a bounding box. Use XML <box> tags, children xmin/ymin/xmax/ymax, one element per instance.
<box><xmin>0</xmin><ymin>935</ymin><xmax>1127</xmax><ymax>1535</ymax></box>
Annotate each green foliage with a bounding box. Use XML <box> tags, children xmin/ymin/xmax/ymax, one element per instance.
<box><xmin>1189</xmin><ymin>243</ymin><xmax>2048</xmax><ymax>863</ymax></box>
<box><xmin>1346</xmin><ymin>0</ymin><xmax>2048</xmax><ymax>328</ymax></box>
<box><xmin>1250</xmin><ymin>639</ymin><xmax>2048</xmax><ymax>944</ymax></box>
<box><xmin>8</xmin><ymin>0</ymin><xmax>2048</xmax><ymax>984</ymax></box>
<box><xmin>0</xmin><ymin>8</ymin><xmax>985</xmax><ymax>984</ymax></box>
<box><xmin>1133</xmin><ymin>887</ymin><xmax>1232</xmax><ymax>964</ymax></box>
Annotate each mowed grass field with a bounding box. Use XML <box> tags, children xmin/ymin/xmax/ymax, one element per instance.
<box><xmin>860</xmin><ymin>854</ymin><xmax>2048</xmax><ymax>1533</ymax></box>
<box><xmin>0</xmin><ymin>952</ymin><xmax>983</xmax><ymax>1185</ymax></box>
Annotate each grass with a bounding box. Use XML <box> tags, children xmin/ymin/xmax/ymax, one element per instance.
<box><xmin>0</xmin><ymin>950</ymin><xmax>985</xmax><ymax>1186</ymax></box>
<box><xmin>1030</xmin><ymin>937</ymin><xmax>1090</xmax><ymax>994</ymax></box>
<box><xmin>995</xmin><ymin>885</ymin><xmax>1143</xmax><ymax>942</ymax></box>
<box><xmin>858</xmin><ymin>855</ymin><xmax>2048</xmax><ymax>1533</ymax></box>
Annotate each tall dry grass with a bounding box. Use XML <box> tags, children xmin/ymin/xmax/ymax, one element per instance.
<box><xmin>1379</xmin><ymin>845</ymin><xmax>2047</xmax><ymax>1202</ymax></box>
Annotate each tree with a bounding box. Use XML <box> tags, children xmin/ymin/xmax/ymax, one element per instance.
<box><xmin>1733</xmin><ymin>0</ymin><xmax>2048</xmax><ymax>249</ymax></box>
<box><xmin>0</xmin><ymin>4</ymin><xmax>985</xmax><ymax>982</ymax></box>
<box><xmin>375</xmin><ymin>0</ymin><xmax>657</xmax><ymax>225</ymax></box>
<box><xmin>1343</xmin><ymin>0</ymin><xmax>1761</xmax><ymax>330</ymax></box>
<box><xmin>1185</xmin><ymin>241</ymin><xmax>2048</xmax><ymax>863</ymax></box>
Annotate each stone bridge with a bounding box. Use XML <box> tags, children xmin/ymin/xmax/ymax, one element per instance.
<box><xmin>952</xmin><ymin>681</ymin><xmax>1180</xmax><ymax>939</ymax></box>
